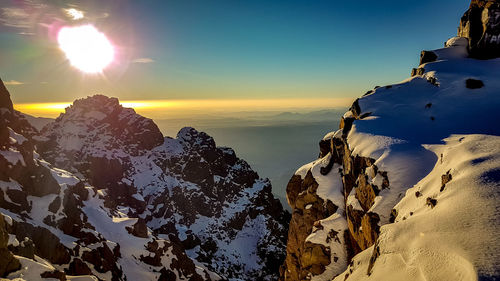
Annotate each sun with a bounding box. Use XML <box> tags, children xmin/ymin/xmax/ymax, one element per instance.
<box><xmin>58</xmin><ymin>25</ymin><xmax>114</xmax><ymax>73</ymax></box>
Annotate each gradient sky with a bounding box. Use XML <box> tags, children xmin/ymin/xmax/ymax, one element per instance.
<box><xmin>0</xmin><ymin>0</ymin><xmax>469</xmax><ymax>113</ymax></box>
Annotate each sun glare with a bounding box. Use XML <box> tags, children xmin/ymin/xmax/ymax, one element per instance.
<box><xmin>57</xmin><ymin>25</ymin><xmax>114</xmax><ymax>73</ymax></box>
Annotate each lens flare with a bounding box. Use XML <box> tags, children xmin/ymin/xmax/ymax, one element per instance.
<box><xmin>57</xmin><ymin>25</ymin><xmax>114</xmax><ymax>73</ymax></box>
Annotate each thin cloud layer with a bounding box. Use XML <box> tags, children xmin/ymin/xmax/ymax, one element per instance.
<box><xmin>4</xmin><ymin>80</ymin><xmax>25</xmax><ymax>85</ymax></box>
<box><xmin>133</xmin><ymin>58</ymin><xmax>155</xmax><ymax>64</ymax></box>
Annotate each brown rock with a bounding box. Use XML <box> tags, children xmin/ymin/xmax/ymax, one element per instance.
<box><xmin>355</xmin><ymin>175</ymin><xmax>377</xmax><ymax>211</ymax></box>
<box><xmin>426</xmin><ymin>197</ymin><xmax>437</xmax><ymax>208</ymax></box>
<box><xmin>441</xmin><ymin>170</ymin><xmax>453</xmax><ymax>191</ymax></box>
<box><xmin>459</xmin><ymin>0</ymin><xmax>500</xmax><ymax>59</ymax></box>
<box><xmin>66</xmin><ymin>258</ymin><xmax>92</xmax><ymax>276</ymax></box>
<box><xmin>319</xmin><ymin>138</ymin><xmax>331</xmax><ymax>158</ymax></box>
<box><xmin>300</xmin><ymin>242</ymin><xmax>331</xmax><ymax>276</ymax></box>
<box><xmin>159</xmin><ymin>268</ymin><xmax>177</xmax><ymax>281</ymax></box>
<box><xmin>40</xmin><ymin>270</ymin><xmax>66</xmax><ymax>281</ymax></box>
<box><xmin>126</xmin><ymin>218</ymin><xmax>148</xmax><ymax>238</ymax></box>
<box><xmin>81</xmin><ymin>243</ymin><xmax>118</xmax><ymax>275</ymax></box>
<box><xmin>286</xmin><ymin>174</ymin><xmax>304</xmax><ymax>209</ymax></box>
<box><xmin>0</xmin><ymin>213</ymin><xmax>21</xmax><ymax>277</ymax></box>
<box><xmin>0</xmin><ymin>78</ymin><xmax>14</xmax><ymax>111</ymax></box>
<box><xmin>419</xmin><ymin>50</ymin><xmax>438</xmax><ymax>65</ymax></box>
<box><xmin>48</xmin><ymin>196</ymin><xmax>61</xmax><ymax>213</ymax></box>
<box><xmin>411</xmin><ymin>67</ymin><xmax>425</xmax><ymax>77</ymax></box>
<box><xmin>366</xmin><ymin>242</ymin><xmax>380</xmax><ymax>276</ymax></box>
<box><xmin>9</xmin><ymin>237</ymin><xmax>35</xmax><ymax>259</ymax></box>
<box><xmin>11</xmin><ymin>222</ymin><xmax>71</xmax><ymax>264</ymax></box>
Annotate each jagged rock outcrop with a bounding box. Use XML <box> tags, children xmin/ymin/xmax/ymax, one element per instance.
<box><xmin>281</xmin><ymin>121</ymin><xmax>390</xmax><ymax>281</ymax></box>
<box><xmin>0</xmin><ymin>78</ymin><xmax>13</xmax><ymax>111</ymax></box>
<box><xmin>459</xmin><ymin>0</ymin><xmax>500</xmax><ymax>59</ymax></box>
<box><xmin>281</xmin><ymin>2</ymin><xmax>500</xmax><ymax>280</ymax></box>
<box><xmin>0</xmin><ymin>213</ymin><xmax>20</xmax><ymax>277</ymax></box>
<box><xmin>0</xmin><ymin>82</ymin><xmax>289</xmax><ymax>280</ymax></box>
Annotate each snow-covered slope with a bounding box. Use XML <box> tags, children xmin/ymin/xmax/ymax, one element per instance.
<box><xmin>335</xmin><ymin>134</ymin><xmax>500</xmax><ymax>281</ymax></box>
<box><xmin>0</xmin><ymin>83</ymin><xmax>289</xmax><ymax>280</ymax></box>
<box><xmin>280</xmin><ymin>2</ymin><xmax>500</xmax><ymax>280</ymax></box>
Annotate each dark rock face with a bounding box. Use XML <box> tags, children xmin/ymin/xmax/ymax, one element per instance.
<box><xmin>0</xmin><ymin>79</ymin><xmax>60</xmax><ymax>200</ymax></box>
<box><xmin>411</xmin><ymin>67</ymin><xmax>425</xmax><ymax>77</ymax></box>
<box><xmin>0</xmin><ymin>214</ymin><xmax>21</xmax><ymax>277</ymax></box>
<box><xmin>66</xmin><ymin>258</ymin><xmax>92</xmax><ymax>276</ymax></box>
<box><xmin>0</xmin><ymin>78</ymin><xmax>13</xmax><ymax>111</ymax></box>
<box><xmin>126</xmin><ymin>218</ymin><xmax>149</xmax><ymax>238</ymax></box>
<box><xmin>11</xmin><ymin>221</ymin><xmax>71</xmax><ymax>264</ymax></box>
<box><xmin>40</xmin><ymin>270</ymin><xmax>67</xmax><ymax>281</ymax></box>
<box><xmin>81</xmin><ymin>244</ymin><xmax>122</xmax><ymax>278</ymax></box>
<box><xmin>9</xmin><ymin>237</ymin><xmax>35</xmax><ymax>259</ymax></box>
<box><xmin>283</xmin><ymin>171</ymin><xmax>338</xmax><ymax>280</ymax></box>
<box><xmin>459</xmin><ymin>0</ymin><xmax>500</xmax><ymax>59</ymax></box>
<box><xmin>281</xmin><ymin>87</ymin><xmax>390</xmax><ymax>281</ymax></box>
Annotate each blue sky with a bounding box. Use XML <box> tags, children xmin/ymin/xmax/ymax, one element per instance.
<box><xmin>0</xmin><ymin>0</ymin><xmax>469</xmax><ymax>106</ymax></box>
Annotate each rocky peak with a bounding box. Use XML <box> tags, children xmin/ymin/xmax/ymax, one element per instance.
<box><xmin>39</xmin><ymin>94</ymin><xmax>164</xmax><ymax>160</ymax></box>
<box><xmin>64</xmin><ymin>94</ymin><xmax>120</xmax><ymax>117</ymax></box>
<box><xmin>177</xmin><ymin>126</ymin><xmax>216</xmax><ymax>150</ymax></box>
<box><xmin>459</xmin><ymin>0</ymin><xmax>500</xmax><ymax>58</ymax></box>
<box><xmin>0</xmin><ymin>78</ymin><xmax>13</xmax><ymax>111</ymax></box>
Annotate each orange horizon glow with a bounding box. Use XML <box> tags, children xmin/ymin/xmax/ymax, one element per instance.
<box><xmin>14</xmin><ymin>97</ymin><xmax>353</xmax><ymax>119</ymax></box>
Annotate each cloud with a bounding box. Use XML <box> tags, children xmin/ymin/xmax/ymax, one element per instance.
<box><xmin>132</xmin><ymin>58</ymin><xmax>155</xmax><ymax>64</ymax></box>
<box><xmin>0</xmin><ymin>1</ymin><xmax>95</xmax><ymax>32</ymax></box>
<box><xmin>63</xmin><ymin>8</ymin><xmax>84</xmax><ymax>20</ymax></box>
<box><xmin>4</xmin><ymin>80</ymin><xmax>25</xmax><ymax>85</ymax></box>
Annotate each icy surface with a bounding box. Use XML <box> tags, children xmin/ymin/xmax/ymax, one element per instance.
<box><xmin>333</xmin><ymin>135</ymin><xmax>500</xmax><ymax>281</ymax></box>
<box><xmin>345</xmin><ymin>44</ymin><xmax>500</xmax><ymax>224</ymax></box>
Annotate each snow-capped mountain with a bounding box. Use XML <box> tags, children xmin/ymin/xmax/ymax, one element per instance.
<box><xmin>280</xmin><ymin>2</ymin><xmax>500</xmax><ymax>281</ymax></box>
<box><xmin>0</xmin><ymin>79</ymin><xmax>289</xmax><ymax>280</ymax></box>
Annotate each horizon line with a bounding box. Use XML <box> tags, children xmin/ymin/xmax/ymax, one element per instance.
<box><xmin>14</xmin><ymin>97</ymin><xmax>354</xmax><ymax>118</ymax></box>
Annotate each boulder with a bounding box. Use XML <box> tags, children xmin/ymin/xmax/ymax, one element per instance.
<box><xmin>459</xmin><ymin>0</ymin><xmax>500</xmax><ymax>59</ymax></box>
<box><xmin>126</xmin><ymin>218</ymin><xmax>149</xmax><ymax>238</ymax></box>
<box><xmin>419</xmin><ymin>51</ymin><xmax>438</xmax><ymax>65</ymax></box>
<box><xmin>40</xmin><ymin>270</ymin><xmax>66</xmax><ymax>281</ymax></box>
<box><xmin>466</xmin><ymin>78</ymin><xmax>485</xmax><ymax>89</ymax></box>
<box><xmin>66</xmin><ymin>258</ymin><xmax>93</xmax><ymax>276</ymax></box>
